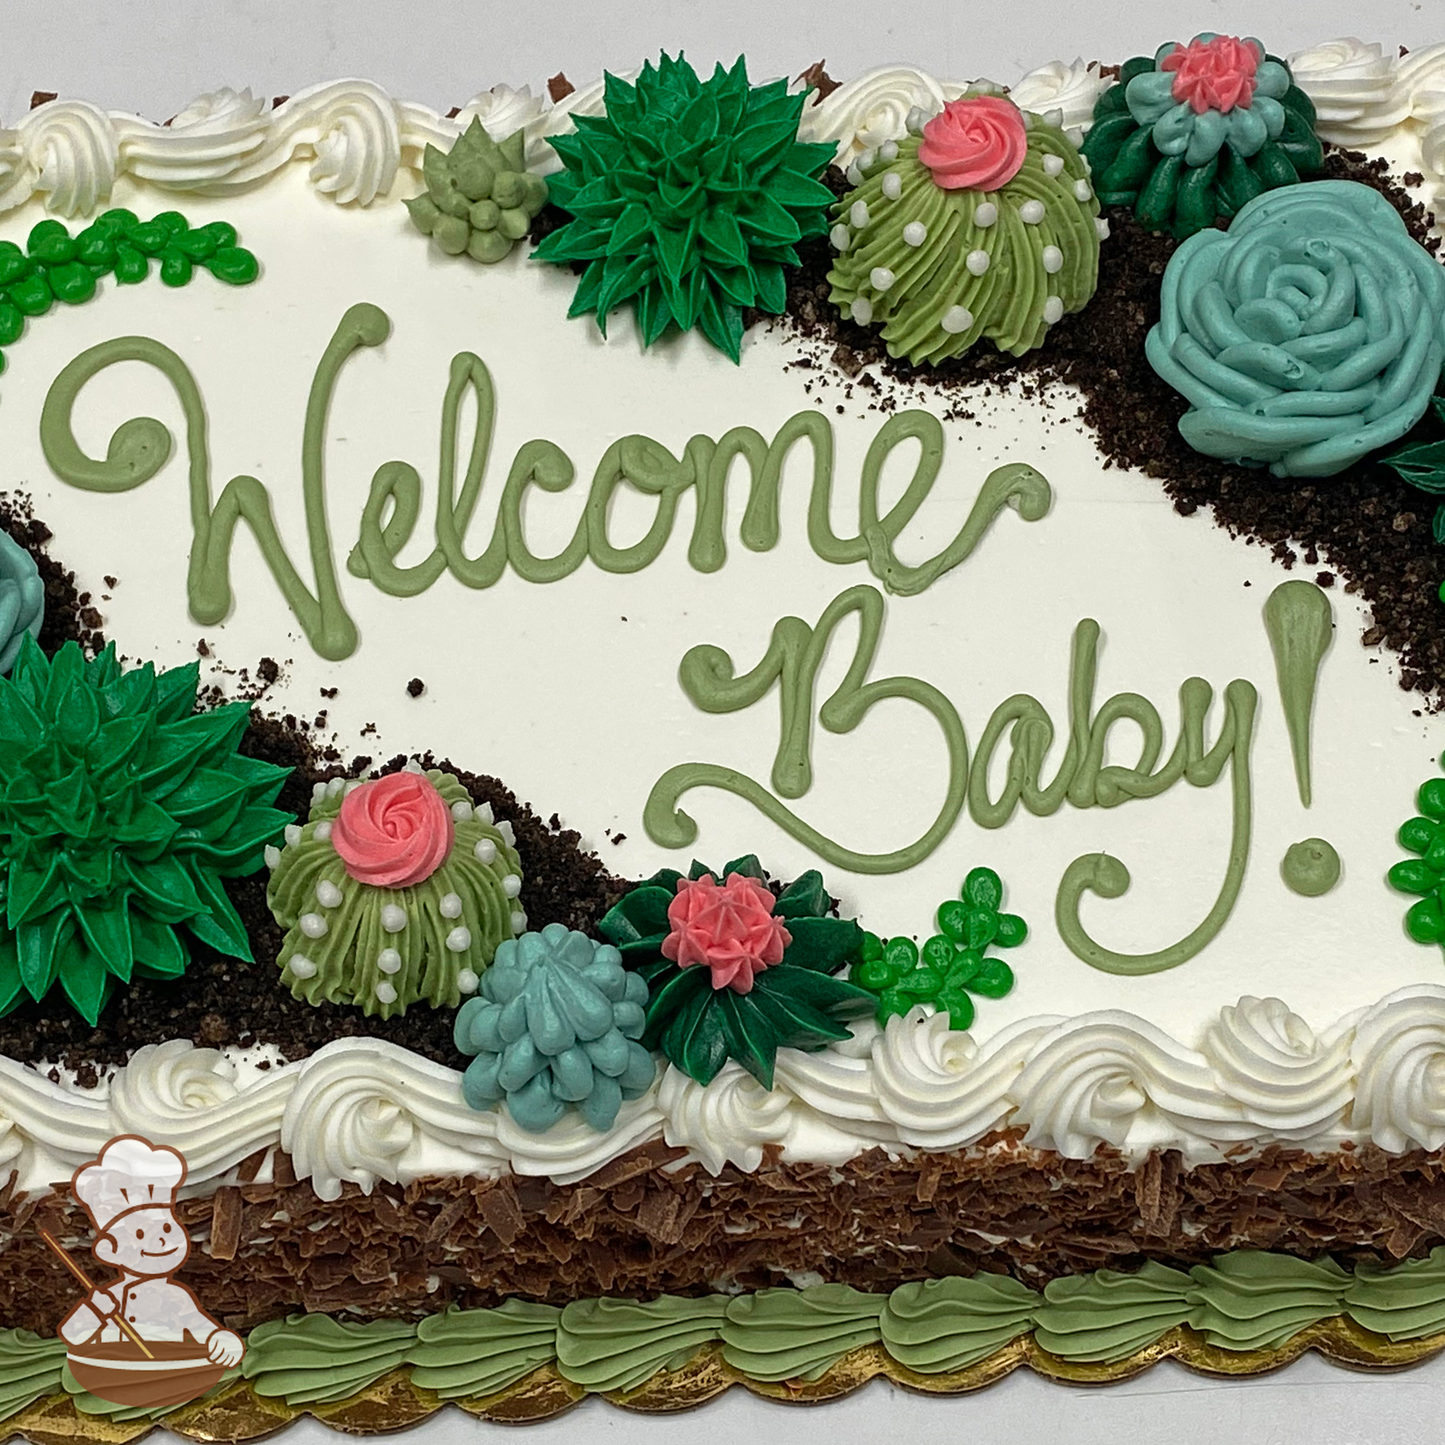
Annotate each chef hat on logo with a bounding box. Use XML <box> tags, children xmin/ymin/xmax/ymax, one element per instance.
<box><xmin>73</xmin><ymin>1136</ymin><xmax>187</xmax><ymax>1234</ymax></box>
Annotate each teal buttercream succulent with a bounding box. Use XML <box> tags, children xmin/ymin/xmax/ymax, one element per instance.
<box><xmin>531</xmin><ymin>53</ymin><xmax>837</xmax><ymax>362</ymax></box>
<box><xmin>852</xmin><ymin>867</ymin><xmax>1025</xmax><ymax>1030</ymax></box>
<box><xmin>1146</xmin><ymin>181</ymin><xmax>1445</xmax><ymax>478</ymax></box>
<box><xmin>455</xmin><ymin>922</ymin><xmax>655</xmax><ymax>1132</ymax></box>
<box><xmin>0</xmin><ymin>637</ymin><xmax>291</xmax><ymax>1023</ymax></box>
<box><xmin>0</xmin><ymin>530</ymin><xmax>42</xmax><ymax>675</ymax></box>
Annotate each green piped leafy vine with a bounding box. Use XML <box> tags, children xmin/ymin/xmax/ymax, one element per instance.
<box><xmin>597</xmin><ymin>855</ymin><xmax>873</xmax><ymax>1087</ymax></box>
<box><xmin>0</xmin><ymin>637</ymin><xmax>291</xmax><ymax>1023</ymax></box>
<box><xmin>531</xmin><ymin>54</ymin><xmax>836</xmax><ymax>362</ymax></box>
<box><xmin>852</xmin><ymin>867</ymin><xmax>1025</xmax><ymax>1030</ymax></box>
<box><xmin>0</xmin><ymin>210</ymin><xmax>258</xmax><ymax>373</ymax></box>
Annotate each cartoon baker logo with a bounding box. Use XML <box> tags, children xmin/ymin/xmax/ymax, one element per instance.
<box><xmin>39</xmin><ymin>1135</ymin><xmax>243</xmax><ymax>1409</ymax></box>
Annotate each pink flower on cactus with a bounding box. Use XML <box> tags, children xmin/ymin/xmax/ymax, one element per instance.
<box><xmin>917</xmin><ymin>95</ymin><xmax>1028</xmax><ymax>191</ymax></box>
<box><xmin>332</xmin><ymin>771</ymin><xmax>455</xmax><ymax>888</ymax></box>
<box><xmin>661</xmin><ymin>872</ymin><xmax>792</xmax><ymax>994</ymax></box>
<box><xmin>1161</xmin><ymin>35</ymin><xmax>1261</xmax><ymax>115</ymax></box>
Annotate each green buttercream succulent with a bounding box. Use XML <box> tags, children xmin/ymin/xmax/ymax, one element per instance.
<box><xmin>1081</xmin><ymin>38</ymin><xmax>1323</xmax><ymax>238</ymax></box>
<box><xmin>1387</xmin><ymin>752</ymin><xmax>1445</xmax><ymax>948</ymax></box>
<box><xmin>531</xmin><ymin>54</ymin><xmax>837</xmax><ymax>362</ymax></box>
<box><xmin>455</xmin><ymin>922</ymin><xmax>655</xmax><ymax>1132</ymax></box>
<box><xmin>598</xmin><ymin>855</ymin><xmax>874</xmax><ymax>1088</ymax></box>
<box><xmin>852</xmin><ymin>867</ymin><xmax>1025</xmax><ymax>1030</ymax></box>
<box><xmin>406</xmin><ymin>119</ymin><xmax>549</xmax><ymax>264</ymax></box>
<box><xmin>828</xmin><ymin>96</ymin><xmax>1101</xmax><ymax>363</ymax></box>
<box><xmin>0</xmin><ymin>209</ymin><xmax>258</xmax><ymax>374</ymax></box>
<box><xmin>0</xmin><ymin>529</ymin><xmax>42</xmax><ymax>675</ymax></box>
<box><xmin>0</xmin><ymin>637</ymin><xmax>291</xmax><ymax>1024</ymax></box>
<box><xmin>266</xmin><ymin>764</ymin><xmax>524</xmax><ymax>1019</ymax></box>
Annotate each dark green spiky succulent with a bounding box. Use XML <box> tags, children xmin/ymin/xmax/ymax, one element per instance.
<box><xmin>597</xmin><ymin>854</ymin><xmax>873</xmax><ymax>1087</ymax></box>
<box><xmin>406</xmin><ymin>120</ymin><xmax>549</xmax><ymax>264</ymax></box>
<box><xmin>531</xmin><ymin>54</ymin><xmax>837</xmax><ymax>362</ymax></box>
<box><xmin>0</xmin><ymin>637</ymin><xmax>292</xmax><ymax>1023</ymax></box>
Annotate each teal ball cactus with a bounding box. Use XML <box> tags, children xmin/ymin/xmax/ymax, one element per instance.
<box><xmin>0</xmin><ymin>529</ymin><xmax>43</xmax><ymax>674</ymax></box>
<box><xmin>455</xmin><ymin>922</ymin><xmax>655</xmax><ymax>1132</ymax></box>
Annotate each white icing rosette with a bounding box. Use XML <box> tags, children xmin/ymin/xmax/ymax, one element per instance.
<box><xmin>659</xmin><ymin>1061</ymin><xmax>794</xmax><ymax>1174</ymax></box>
<box><xmin>117</xmin><ymin>88</ymin><xmax>271</xmax><ymax>190</ymax></box>
<box><xmin>455</xmin><ymin>84</ymin><xmax>552</xmax><ymax>171</ymax></box>
<box><xmin>1349</xmin><ymin>984</ymin><xmax>1445</xmax><ymax>1152</ymax></box>
<box><xmin>872</xmin><ymin>1009</ymin><xmax>1056</xmax><ymax>1151</ymax></box>
<box><xmin>0</xmin><ymin>1054</ymin><xmax>110</xmax><ymax>1176</ymax></box>
<box><xmin>1288</xmin><ymin>38</ymin><xmax>1413</xmax><ymax>146</ymax></box>
<box><xmin>0</xmin><ymin>98</ymin><xmax>119</xmax><ymax>217</ymax></box>
<box><xmin>1011</xmin><ymin>1012</ymin><xmax>1252</xmax><ymax>1162</ymax></box>
<box><xmin>1007</xmin><ymin>59</ymin><xmax>1108</xmax><ymax>140</ymax></box>
<box><xmin>796</xmin><ymin>66</ymin><xmax>954</xmax><ymax>167</ymax></box>
<box><xmin>110</xmin><ymin>1041</ymin><xmax>291</xmax><ymax>1181</ymax></box>
<box><xmin>282</xmin><ymin>1038</ymin><xmax>503</xmax><ymax>1200</ymax></box>
<box><xmin>1199</xmin><ymin>997</ymin><xmax>1354</xmax><ymax>1141</ymax></box>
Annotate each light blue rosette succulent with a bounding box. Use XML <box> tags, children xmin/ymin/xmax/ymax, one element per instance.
<box><xmin>455</xmin><ymin>922</ymin><xmax>655</xmax><ymax>1132</ymax></box>
<box><xmin>1125</xmin><ymin>36</ymin><xmax>1291</xmax><ymax>168</ymax></box>
<box><xmin>1145</xmin><ymin>180</ymin><xmax>1445</xmax><ymax>478</ymax></box>
<box><xmin>0</xmin><ymin>530</ymin><xmax>42</xmax><ymax>675</ymax></box>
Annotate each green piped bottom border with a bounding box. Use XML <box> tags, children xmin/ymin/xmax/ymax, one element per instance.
<box><xmin>5</xmin><ymin>1318</ymin><xmax>1444</xmax><ymax>1442</ymax></box>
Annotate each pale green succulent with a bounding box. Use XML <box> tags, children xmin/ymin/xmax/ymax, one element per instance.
<box><xmin>405</xmin><ymin>120</ymin><xmax>549</xmax><ymax>264</ymax></box>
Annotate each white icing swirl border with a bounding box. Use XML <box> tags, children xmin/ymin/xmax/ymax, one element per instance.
<box><xmin>6</xmin><ymin>987</ymin><xmax>1445</xmax><ymax>1203</ymax></box>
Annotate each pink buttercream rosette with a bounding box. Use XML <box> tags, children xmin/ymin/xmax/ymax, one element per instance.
<box><xmin>331</xmin><ymin>772</ymin><xmax>455</xmax><ymax>888</ymax></box>
<box><xmin>660</xmin><ymin>872</ymin><xmax>792</xmax><ymax>994</ymax></box>
<box><xmin>917</xmin><ymin>95</ymin><xmax>1029</xmax><ymax>191</ymax></box>
<box><xmin>1161</xmin><ymin>35</ymin><xmax>1261</xmax><ymax>115</ymax></box>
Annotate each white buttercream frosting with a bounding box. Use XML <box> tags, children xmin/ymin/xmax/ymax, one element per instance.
<box><xmin>8</xmin><ymin>989</ymin><xmax>1445</xmax><ymax>1201</ymax></box>
<box><xmin>796</xmin><ymin>66</ymin><xmax>957</xmax><ymax>167</ymax></box>
<box><xmin>1006</xmin><ymin>59</ymin><xmax>1108</xmax><ymax>140</ymax></box>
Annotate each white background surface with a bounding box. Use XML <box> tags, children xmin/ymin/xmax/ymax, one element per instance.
<box><xmin>11</xmin><ymin>1</ymin><xmax>1445</xmax><ymax>1441</ymax></box>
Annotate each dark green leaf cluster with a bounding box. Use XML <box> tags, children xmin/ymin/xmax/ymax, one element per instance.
<box><xmin>852</xmin><ymin>867</ymin><xmax>1025</xmax><ymax>1031</ymax></box>
<box><xmin>1379</xmin><ymin>387</ymin><xmax>1445</xmax><ymax>552</ymax></box>
<box><xmin>1388</xmin><ymin>754</ymin><xmax>1445</xmax><ymax>947</ymax></box>
<box><xmin>406</xmin><ymin>120</ymin><xmax>549</xmax><ymax>264</ymax></box>
<box><xmin>596</xmin><ymin>853</ymin><xmax>872</xmax><ymax>1087</ymax></box>
<box><xmin>532</xmin><ymin>54</ymin><xmax>837</xmax><ymax>362</ymax></box>
<box><xmin>0</xmin><ymin>637</ymin><xmax>292</xmax><ymax>1023</ymax></box>
<box><xmin>1081</xmin><ymin>57</ymin><xmax>1323</xmax><ymax>239</ymax></box>
<box><xmin>0</xmin><ymin>209</ymin><xmax>258</xmax><ymax>374</ymax></box>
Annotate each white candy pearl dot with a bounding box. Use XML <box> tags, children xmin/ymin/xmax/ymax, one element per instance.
<box><xmin>497</xmin><ymin>821</ymin><xmax>515</xmax><ymax>846</ymax></box>
<box><xmin>474</xmin><ymin>838</ymin><xmax>497</xmax><ymax>864</ymax></box>
<box><xmin>315</xmin><ymin>880</ymin><xmax>342</xmax><ymax>908</ymax></box>
<box><xmin>829</xmin><ymin>222</ymin><xmax>852</xmax><ymax>251</ymax></box>
<box><xmin>974</xmin><ymin>202</ymin><xmax>997</xmax><ymax>228</ymax></box>
<box><xmin>881</xmin><ymin>172</ymin><xmax>902</xmax><ymax>200</ymax></box>
<box><xmin>905</xmin><ymin>105</ymin><xmax>928</xmax><ymax>134</ymax></box>
<box><xmin>451</xmin><ymin>800</ymin><xmax>473</xmax><ymax>822</ymax></box>
<box><xmin>510</xmin><ymin>910</ymin><xmax>527</xmax><ymax>933</ymax></box>
<box><xmin>857</xmin><ymin>147</ymin><xmax>877</xmax><ymax>172</ymax></box>
<box><xmin>845</xmin><ymin>161</ymin><xmax>863</xmax><ymax>187</ymax></box>
<box><xmin>965</xmin><ymin>249</ymin><xmax>990</xmax><ymax>276</ymax></box>
<box><xmin>376</xmin><ymin>982</ymin><xmax>398</xmax><ymax>1005</ymax></box>
<box><xmin>1096</xmin><ymin>217</ymin><xmax>1111</xmax><ymax>241</ymax></box>
<box><xmin>264</xmin><ymin>845</ymin><xmax>281</xmax><ymax>871</ymax></box>
<box><xmin>869</xmin><ymin>266</ymin><xmax>895</xmax><ymax>291</ymax></box>
<box><xmin>1019</xmin><ymin>200</ymin><xmax>1046</xmax><ymax>225</ymax></box>
<box><xmin>1041</xmin><ymin>245</ymin><xmax>1063</xmax><ymax>275</ymax></box>
<box><xmin>288</xmin><ymin>955</ymin><xmax>317</xmax><ymax>980</ymax></box>
<box><xmin>1043</xmin><ymin>296</ymin><xmax>1064</xmax><ymax>324</ymax></box>
<box><xmin>849</xmin><ymin>199</ymin><xmax>870</xmax><ymax>229</ymax></box>
<box><xmin>381</xmin><ymin>904</ymin><xmax>407</xmax><ymax>933</ymax></box>
<box><xmin>851</xmin><ymin>296</ymin><xmax>874</xmax><ymax>325</ymax></box>
<box><xmin>378</xmin><ymin>948</ymin><xmax>402</xmax><ymax>974</ymax></box>
<box><xmin>446</xmin><ymin>926</ymin><xmax>472</xmax><ymax>953</ymax></box>
<box><xmin>300</xmin><ymin>912</ymin><xmax>328</xmax><ymax>939</ymax></box>
<box><xmin>457</xmin><ymin>969</ymin><xmax>479</xmax><ymax>995</ymax></box>
<box><xmin>312</xmin><ymin>821</ymin><xmax>332</xmax><ymax>843</ymax></box>
<box><xmin>1074</xmin><ymin>178</ymin><xmax>1092</xmax><ymax>202</ymax></box>
<box><xmin>440</xmin><ymin>892</ymin><xmax>463</xmax><ymax>919</ymax></box>
<box><xmin>903</xmin><ymin>222</ymin><xmax>927</xmax><ymax>247</ymax></box>
<box><xmin>880</xmin><ymin>140</ymin><xmax>898</xmax><ymax>161</ymax></box>
<box><xmin>284</xmin><ymin>824</ymin><xmax>302</xmax><ymax>848</ymax></box>
<box><xmin>941</xmin><ymin>306</ymin><xmax>974</xmax><ymax>334</ymax></box>
<box><xmin>502</xmin><ymin>874</ymin><xmax>523</xmax><ymax>899</ymax></box>
<box><xmin>1042</xmin><ymin>153</ymin><xmax>1065</xmax><ymax>177</ymax></box>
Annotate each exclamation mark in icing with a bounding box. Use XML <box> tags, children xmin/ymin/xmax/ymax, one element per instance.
<box><xmin>1263</xmin><ymin>579</ymin><xmax>1340</xmax><ymax>896</ymax></box>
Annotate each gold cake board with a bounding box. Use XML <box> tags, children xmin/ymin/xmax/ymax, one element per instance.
<box><xmin>6</xmin><ymin>1319</ymin><xmax>1443</xmax><ymax>1443</ymax></box>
